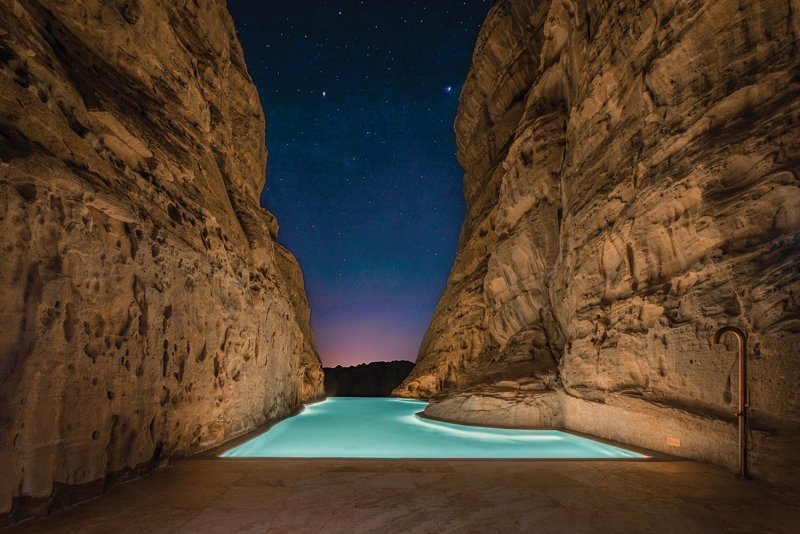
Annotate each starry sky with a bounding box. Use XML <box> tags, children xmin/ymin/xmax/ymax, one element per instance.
<box><xmin>226</xmin><ymin>1</ymin><xmax>492</xmax><ymax>367</ymax></box>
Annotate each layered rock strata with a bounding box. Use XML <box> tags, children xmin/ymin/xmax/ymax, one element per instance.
<box><xmin>324</xmin><ymin>360</ymin><xmax>415</xmax><ymax>397</ymax></box>
<box><xmin>396</xmin><ymin>0</ymin><xmax>800</xmax><ymax>481</ymax></box>
<box><xmin>0</xmin><ymin>0</ymin><xmax>323</xmax><ymax>523</ymax></box>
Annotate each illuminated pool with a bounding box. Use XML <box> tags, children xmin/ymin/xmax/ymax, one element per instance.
<box><xmin>222</xmin><ymin>398</ymin><xmax>643</xmax><ymax>459</ymax></box>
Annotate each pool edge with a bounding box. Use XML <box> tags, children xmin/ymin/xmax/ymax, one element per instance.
<box><xmin>414</xmin><ymin>410</ymin><xmax>676</xmax><ymax>461</ymax></box>
<box><xmin>190</xmin><ymin>399</ymin><xmax>678</xmax><ymax>463</ymax></box>
<box><xmin>193</xmin><ymin>402</ymin><xmax>313</xmax><ymax>458</ymax></box>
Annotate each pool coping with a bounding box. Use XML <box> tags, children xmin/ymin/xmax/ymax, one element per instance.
<box><xmin>195</xmin><ymin>404</ymin><xmax>310</xmax><ymax>458</ymax></box>
<box><xmin>415</xmin><ymin>411</ymin><xmax>675</xmax><ymax>461</ymax></box>
<box><xmin>192</xmin><ymin>398</ymin><xmax>677</xmax><ymax>462</ymax></box>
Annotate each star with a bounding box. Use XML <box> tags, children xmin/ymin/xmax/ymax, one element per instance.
<box><xmin>226</xmin><ymin>0</ymin><xmax>492</xmax><ymax>367</ymax></box>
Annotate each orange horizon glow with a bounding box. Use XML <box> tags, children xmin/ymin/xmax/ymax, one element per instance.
<box><xmin>313</xmin><ymin>314</ymin><xmax>422</xmax><ymax>368</ymax></box>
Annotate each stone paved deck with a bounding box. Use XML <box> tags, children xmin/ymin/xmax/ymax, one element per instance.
<box><xmin>4</xmin><ymin>458</ymin><xmax>799</xmax><ymax>533</ymax></box>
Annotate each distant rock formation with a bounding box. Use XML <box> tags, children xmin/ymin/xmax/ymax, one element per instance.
<box><xmin>325</xmin><ymin>361</ymin><xmax>415</xmax><ymax>397</ymax></box>
<box><xmin>395</xmin><ymin>0</ymin><xmax>800</xmax><ymax>482</ymax></box>
<box><xmin>0</xmin><ymin>0</ymin><xmax>322</xmax><ymax>523</ymax></box>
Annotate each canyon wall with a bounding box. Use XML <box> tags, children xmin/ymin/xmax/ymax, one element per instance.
<box><xmin>0</xmin><ymin>0</ymin><xmax>323</xmax><ymax>523</ymax></box>
<box><xmin>396</xmin><ymin>0</ymin><xmax>800</xmax><ymax>481</ymax></box>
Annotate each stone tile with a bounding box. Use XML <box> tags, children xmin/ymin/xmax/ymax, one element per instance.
<box><xmin>415</xmin><ymin>485</ymin><xmax>494</xmax><ymax>510</ymax></box>
<box><xmin>589</xmin><ymin>466</ymin><xmax>700</xmax><ymax>493</ymax></box>
<box><xmin>460</xmin><ymin>472</ymin><xmax>531</xmax><ymax>490</ymax></box>
<box><xmin>283</xmin><ymin>483</ymin><xmax>356</xmax><ymax>511</ymax></box>
<box><xmin>321</xmin><ymin>461</ymin><xmax>408</xmax><ymax>474</ymax></box>
<box><xmin>410</xmin><ymin>472</ymin><xmax>499</xmax><ymax>509</ymax></box>
<box><xmin>153</xmin><ymin>469</ymin><xmax>248</xmax><ymax>490</ymax></box>
<box><xmin>149</xmin><ymin>485</ymin><xmax>226</xmax><ymax>509</ymax></box>
<box><xmin>509</xmin><ymin>508</ymin><xmax>655</xmax><ymax>534</ymax></box>
<box><xmin>770</xmin><ymin>489</ymin><xmax>800</xmax><ymax>509</ymax></box>
<box><xmin>174</xmin><ymin>459</ymin><xmax>258</xmax><ymax>474</ymax></box>
<box><xmin>402</xmin><ymin>461</ymin><xmax>454</xmax><ymax>473</ymax></box>
<box><xmin>428</xmin><ymin>508</ymin><xmax>521</xmax><ymax>534</ymax></box>
<box><xmin>234</xmin><ymin>470</ymin><xmax>300</xmax><ymax>489</ymax></box>
<box><xmin>267</xmin><ymin>506</ymin><xmax>354</xmax><ymax>534</ymax></box>
<box><xmin>408</xmin><ymin>472</ymin><xmax>467</xmax><ymax>490</ymax></box>
<box><xmin>668</xmin><ymin>480</ymin><xmax>778</xmax><ymax>507</ymax></box>
<box><xmin>759</xmin><ymin>507</ymin><xmax>800</xmax><ymax>534</ymax></box>
<box><xmin>588</xmin><ymin>506</ymin><xmax>708</xmax><ymax>534</ymax></box>
<box><xmin>523</xmin><ymin>471</ymin><xmax>591</xmax><ymax>490</ymax></box>
<box><xmin>354</xmin><ymin>507</ymin><xmax>438</xmax><ymax>534</ymax></box>
<box><xmin>502</xmin><ymin>507</ymin><xmax>565</xmax><ymax>532</ymax></box>
<box><xmin>210</xmin><ymin>486</ymin><xmax>290</xmax><ymax>510</ymax></box>
<box><xmin>248</xmin><ymin>461</ymin><xmax>317</xmax><ymax>479</ymax></box>
<box><xmin>4</xmin><ymin>457</ymin><xmax>799</xmax><ymax>534</ymax></box>
<box><xmin>476</xmin><ymin>485</ymin><xmax>560</xmax><ymax>509</ymax></box>
<box><xmin>86</xmin><ymin>506</ymin><xmax>197</xmax><ymax>534</ymax></box>
<box><xmin>538</xmin><ymin>484</ymin><xmax>619</xmax><ymax>509</ymax></box>
<box><xmin>556</xmin><ymin>464</ymin><xmax>604</xmax><ymax>480</ymax></box>
<box><xmin>175</xmin><ymin>508</ymin><xmax>276</xmax><ymax>534</ymax></box>
<box><xmin>353</xmin><ymin>487</ymin><xmax>423</xmax><ymax>509</ymax></box>
<box><xmin>2</xmin><ymin>503</ymin><xmax>122</xmax><ymax>534</ymax></box>
<box><xmin>357</xmin><ymin>473</ymin><xmax>415</xmax><ymax>490</ymax></box>
<box><xmin>251</xmin><ymin>460</ymin><xmax>314</xmax><ymax>471</ymax></box>
<box><xmin>675</xmin><ymin>504</ymin><xmax>800</xmax><ymax>534</ymax></box>
<box><xmin>99</xmin><ymin>480</ymin><xmax>163</xmax><ymax>507</ymax></box>
<box><xmin>295</xmin><ymin>472</ymin><xmax>373</xmax><ymax>488</ymax></box>
<box><xmin>634</xmin><ymin>461</ymin><xmax>708</xmax><ymax>475</ymax></box>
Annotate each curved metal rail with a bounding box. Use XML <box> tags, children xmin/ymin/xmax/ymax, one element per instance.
<box><xmin>712</xmin><ymin>326</ymin><xmax>750</xmax><ymax>479</ymax></box>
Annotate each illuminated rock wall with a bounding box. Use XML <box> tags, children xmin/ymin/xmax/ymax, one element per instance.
<box><xmin>0</xmin><ymin>0</ymin><xmax>323</xmax><ymax>522</ymax></box>
<box><xmin>397</xmin><ymin>0</ymin><xmax>800</xmax><ymax>481</ymax></box>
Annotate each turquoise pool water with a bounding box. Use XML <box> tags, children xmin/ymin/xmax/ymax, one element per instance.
<box><xmin>222</xmin><ymin>398</ymin><xmax>643</xmax><ymax>459</ymax></box>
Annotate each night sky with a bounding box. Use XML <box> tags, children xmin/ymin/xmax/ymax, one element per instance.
<box><xmin>226</xmin><ymin>1</ymin><xmax>491</xmax><ymax>367</ymax></box>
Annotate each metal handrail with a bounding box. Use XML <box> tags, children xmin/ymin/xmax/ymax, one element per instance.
<box><xmin>712</xmin><ymin>326</ymin><xmax>750</xmax><ymax>479</ymax></box>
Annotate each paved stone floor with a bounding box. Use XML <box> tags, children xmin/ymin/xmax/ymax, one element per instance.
<box><xmin>4</xmin><ymin>458</ymin><xmax>799</xmax><ymax>533</ymax></box>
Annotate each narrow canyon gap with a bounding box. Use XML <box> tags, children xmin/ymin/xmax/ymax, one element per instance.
<box><xmin>0</xmin><ymin>0</ymin><xmax>323</xmax><ymax>523</ymax></box>
<box><xmin>225</xmin><ymin>0</ymin><xmax>492</xmax><ymax>368</ymax></box>
<box><xmin>394</xmin><ymin>0</ymin><xmax>800</xmax><ymax>483</ymax></box>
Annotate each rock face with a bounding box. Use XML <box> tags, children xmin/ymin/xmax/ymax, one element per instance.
<box><xmin>0</xmin><ymin>0</ymin><xmax>323</xmax><ymax>523</ymax></box>
<box><xmin>396</xmin><ymin>0</ymin><xmax>800</xmax><ymax>481</ymax></box>
<box><xmin>275</xmin><ymin>246</ymin><xmax>326</xmax><ymax>405</ymax></box>
<box><xmin>324</xmin><ymin>361</ymin><xmax>415</xmax><ymax>397</ymax></box>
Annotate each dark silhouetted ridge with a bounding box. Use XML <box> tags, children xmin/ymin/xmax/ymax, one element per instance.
<box><xmin>324</xmin><ymin>361</ymin><xmax>415</xmax><ymax>397</ymax></box>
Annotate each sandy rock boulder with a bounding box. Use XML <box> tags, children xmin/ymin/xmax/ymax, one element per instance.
<box><xmin>0</xmin><ymin>0</ymin><xmax>322</xmax><ymax>523</ymax></box>
<box><xmin>396</xmin><ymin>0</ymin><xmax>800</xmax><ymax>481</ymax></box>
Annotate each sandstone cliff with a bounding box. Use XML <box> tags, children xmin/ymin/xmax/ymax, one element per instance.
<box><xmin>0</xmin><ymin>0</ymin><xmax>323</xmax><ymax>522</ymax></box>
<box><xmin>396</xmin><ymin>0</ymin><xmax>800</xmax><ymax>481</ymax></box>
<box><xmin>275</xmin><ymin>245</ymin><xmax>325</xmax><ymax>404</ymax></box>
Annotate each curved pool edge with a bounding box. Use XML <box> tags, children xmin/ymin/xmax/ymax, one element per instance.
<box><xmin>413</xmin><ymin>410</ymin><xmax>665</xmax><ymax>461</ymax></box>
<box><xmin>193</xmin><ymin>403</ymin><xmax>309</xmax><ymax>458</ymax></box>
<box><xmin>415</xmin><ymin>409</ymin><xmax>564</xmax><ymax>432</ymax></box>
<box><xmin>204</xmin><ymin>398</ymin><xmax>684</xmax><ymax>461</ymax></box>
<box><xmin>414</xmin><ymin>410</ymin><xmax>672</xmax><ymax>460</ymax></box>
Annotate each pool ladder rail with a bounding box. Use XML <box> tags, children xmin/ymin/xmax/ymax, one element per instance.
<box><xmin>712</xmin><ymin>326</ymin><xmax>751</xmax><ymax>480</ymax></box>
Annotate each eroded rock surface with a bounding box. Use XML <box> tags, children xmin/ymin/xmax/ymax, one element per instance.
<box><xmin>275</xmin><ymin>245</ymin><xmax>325</xmax><ymax>405</ymax></box>
<box><xmin>0</xmin><ymin>0</ymin><xmax>322</xmax><ymax>522</ymax></box>
<box><xmin>396</xmin><ymin>0</ymin><xmax>800</xmax><ymax>480</ymax></box>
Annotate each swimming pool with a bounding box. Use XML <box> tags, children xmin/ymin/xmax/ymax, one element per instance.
<box><xmin>222</xmin><ymin>398</ymin><xmax>643</xmax><ymax>459</ymax></box>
